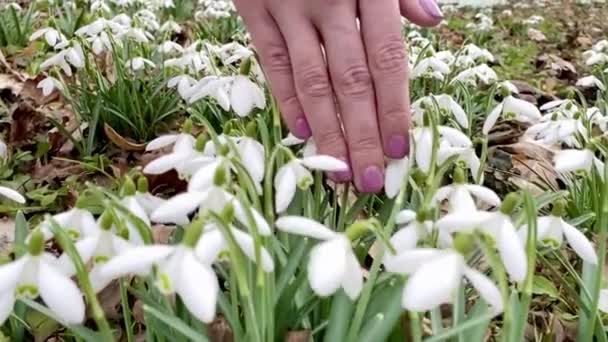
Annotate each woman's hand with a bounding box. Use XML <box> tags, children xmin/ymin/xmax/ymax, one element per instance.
<box><xmin>233</xmin><ymin>0</ymin><xmax>443</xmax><ymax>192</ymax></box>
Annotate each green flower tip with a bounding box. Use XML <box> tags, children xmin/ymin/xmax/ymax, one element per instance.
<box><xmin>551</xmin><ymin>200</ymin><xmax>566</xmax><ymax>217</ymax></box>
<box><xmin>99</xmin><ymin>211</ymin><xmax>114</xmax><ymax>231</ymax></box>
<box><xmin>500</xmin><ymin>192</ymin><xmax>519</xmax><ymax>215</ymax></box>
<box><xmin>453</xmin><ymin>232</ymin><xmax>475</xmax><ymax>256</ymax></box>
<box><xmin>220</xmin><ymin>202</ymin><xmax>235</xmax><ymax>225</ymax></box>
<box><xmin>195</xmin><ymin>133</ymin><xmax>209</xmax><ymax>152</ymax></box>
<box><xmin>137</xmin><ymin>176</ymin><xmax>149</xmax><ymax>193</ymax></box>
<box><xmin>411</xmin><ymin>168</ymin><xmax>427</xmax><ymax>185</ymax></box>
<box><xmin>239</xmin><ymin>57</ymin><xmax>252</xmax><ymax>76</ymax></box>
<box><xmin>346</xmin><ymin>220</ymin><xmax>374</xmax><ymax>241</ymax></box>
<box><xmin>416</xmin><ymin>208</ymin><xmax>431</xmax><ymax>223</ymax></box>
<box><xmin>453</xmin><ymin>166</ymin><xmax>466</xmax><ymax>184</ymax></box>
<box><xmin>218</xmin><ymin>143</ymin><xmax>230</xmax><ymax>156</ymax></box>
<box><xmin>121</xmin><ymin>176</ymin><xmax>136</xmax><ymax>196</ymax></box>
<box><xmin>27</xmin><ymin>230</ymin><xmax>44</xmax><ymax>256</ymax></box>
<box><xmin>75</xmin><ymin>196</ymin><xmax>88</xmax><ymax>209</ymax></box>
<box><xmin>245</xmin><ymin>121</ymin><xmax>258</xmax><ymax>138</ymax></box>
<box><xmin>213</xmin><ymin>165</ymin><xmax>227</xmax><ymax>186</ymax></box>
<box><xmin>183</xmin><ymin>219</ymin><xmax>204</xmax><ymax>248</ymax></box>
<box><xmin>182</xmin><ymin>118</ymin><xmax>193</xmax><ymax>134</ymax></box>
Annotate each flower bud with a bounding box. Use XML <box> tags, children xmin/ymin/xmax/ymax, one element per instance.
<box><xmin>183</xmin><ymin>219</ymin><xmax>204</xmax><ymax>248</ymax></box>
<box><xmin>551</xmin><ymin>200</ymin><xmax>566</xmax><ymax>217</ymax></box>
<box><xmin>346</xmin><ymin>219</ymin><xmax>376</xmax><ymax>241</ymax></box>
<box><xmin>239</xmin><ymin>57</ymin><xmax>252</xmax><ymax>76</ymax></box>
<box><xmin>75</xmin><ymin>196</ymin><xmax>88</xmax><ymax>209</ymax></box>
<box><xmin>220</xmin><ymin>202</ymin><xmax>235</xmax><ymax>224</ymax></box>
<box><xmin>213</xmin><ymin>165</ymin><xmax>227</xmax><ymax>186</ymax></box>
<box><xmin>182</xmin><ymin>118</ymin><xmax>193</xmax><ymax>134</ymax></box>
<box><xmin>195</xmin><ymin>133</ymin><xmax>209</xmax><ymax>152</ymax></box>
<box><xmin>411</xmin><ymin>168</ymin><xmax>427</xmax><ymax>184</ymax></box>
<box><xmin>99</xmin><ymin>211</ymin><xmax>114</xmax><ymax>231</ymax></box>
<box><xmin>453</xmin><ymin>166</ymin><xmax>466</xmax><ymax>184</ymax></box>
<box><xmin>27</xmin><ymin>230</ymin><xmax>44</xmax><ymax>256</ymax></box>
<box><xmin>121</xmin><ymin>176</ymin><xmax>136</xmax><ymax>196</ymax></box>
<box><xmin>245</xmin><ymin>121</ymin><xmax>258</xmax><ymax>138</ymax></box>
<box><xmin>500</xmin><ymin>192</ymin><xmax>519</xmax><ymax>215</ymax></box>
<box><xmin>137</xmin><ymin>176</ymin><xmax>149</xmax><ymax>193</ymax></box>
<box><xmin>218</xmin><ymin>143</ymin><xmax>230</xmax><ymax>156</ymax></box>
<box><xmin>453</xmin><ymin>232</ymin><xmax>475</xmax><ymax>256</ymax></box>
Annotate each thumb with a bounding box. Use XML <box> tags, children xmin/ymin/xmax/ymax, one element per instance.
<box><xmin>400</xmin><ymin>0</ymin><xmax>444</xmax><ymax>27</ymax></box>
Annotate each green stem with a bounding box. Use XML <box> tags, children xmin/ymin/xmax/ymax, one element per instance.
<box><xmin>120</xmin><ymin>280</ymin><xmax>134</xmax><ymax>342</ymax></box>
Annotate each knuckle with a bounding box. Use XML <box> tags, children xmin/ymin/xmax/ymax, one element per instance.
<box><xmin>351</xmin><ymin>133</ymin><xmax>381</xmax><ymax>154</ymax></box>
<box><xmin>261</xmin><ymin>44</ymin><xmax>292</xmax><ymax>73</ymax></box>
<box><xmin>337</xmin><ymin>63</ymin><xmax>373</xmax><ymax>97</ymax></box>
<box><xmin>317</xmin><ymin>129</ymin><xmax>345</xmax><ymax>149</ymax></box>
<box><xmin>382</xmin><ymin>109</ymin><xmax>408</xmax><ymax>125</ymax></box>
<box><xmin>296</xmin><ymin>65</ymin><xmax>333</xmax><ymax>98</ymax></box>
<box><xmin>373</xmin><ymin>38</ymin><xmax>407</xmax><ymax>74</ymax></box>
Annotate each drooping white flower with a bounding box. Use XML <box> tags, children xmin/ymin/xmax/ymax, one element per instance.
<box><xmin>29</xmin><ymin>28</ymin><xmax>65</xmax><ymax>47</ymax></box>
<box><xmin>235</xmin><ymin>136</ymin><xmax>266</xmax><ymax>184</ymax></box>
<box><xmin>412</xmin><ymin>94</ymin><xmax>469</xmax><ymax>128</ymax></box>
<box><xmin>144</xmin><ymin>133</ymin><xmax>206</xmax><ymax>177</ymax></box>
<box><xmin>385</xmin><ymin>248</ymin><xmax>502</xmax><ymax>314</ymax></box>
<box><xmin>554</xmin><ymin>148</ymin><xmax>604</xmax><ymax>175</ymax></box>
<box><xmin>382</xmin><ymin>210</ymin><xmax>440</xmax><ymax>258</ymax></box>
<box><xmin>434</xmin><ymin>183</ymin><xmax>501</xmax><ymax>213</ymax></box>
<box><xmin>576</xmin><ymin>76</ymin><xmax>606</xmax><ymax>91</ymax></box>
<box><xmin>411</xmin><ymin>57</ymin><xmax>451</xmax><ymax>81</ymax></box>
<box><xmin>159</xmin><ymin>20</ymin><xmax>182</xmax><ymax>34</ymax></box>
<box><xmin>583</xmin><ymin>50</ymin><xmax>608</xmax><ymax>66</ymax></box>
<box><xmin>159</xmin><ymin>41</ymin><xmax>185</xmax><ymax>54</ymax></box>
<box><xmin>40</xmin><ymin>51</ymin><xmax>72</xmax><ymax>76</ymax></box>
<box><xmin>275</xmin><ymin>216</ymin><xmax>363</xmax><ymax>299</ymax></box>
<box><xmin>0</xmin><ymin>231</ymin><xmax>85</xmax><ymax>325</ymax></box>
<box><xmin>168</xmin><ymin>75</ymin><xmax>197</xmax><ymax>99</ymax></box>
<box><xmin>384</xmin><ymin>157</ymin><xmax>410</xmax><ymax>199</ymax></box>
<box><xmin>437</xmin><ymin>142</ymin><xmax>481</xmax><ymax>177</ymax></box>
<box><xmin>519</xmin><ymin>214</ymin><xmax>597</xmax><ymax>264</ymax></box>
<box><xmin>526</xmin><ymin>118</ymin><xmax>587</xmax><ymax>146</ymax></box>
<box><xmin>185</xmin><ymin>76</ymin><xmax>231</xmax><ymax>110</ymax></box>
<box><xmin>453</xmin><ymin>64</ymin><xmax>497</xmax><ymax>86</ymax></box>
<box><xmin>101</xmin><ymin>244</ymin><xmax>219</xmax><ymax>323</ymax></box>
<box><xmin>38</xmin><ymin>207</ymin><xmax>98</xmax><ymax>240</ymax></box>
<box><xmin>274</xmin><ymin>156</ymin><xmax>348</xmax><ymax>213</ymax></box>
<box><xmin>126</xmin><ymin>57</ymin><xmax>156</xmax><ymax>71</ymax></box>
<box><xmin>37</xmin><ymin>77</ymin><xmax>62</xmax><ymax>97</ymax></box>
<box><xmin>0</xmin><ymin>185</ymin><xmax>25</xmax><ymax>204</ymax></box>
<box><xmin>483</xmin><ymin>96</ymin><xmax>541</xmax><ymax>135</ymax></box>
<box><xmin>413</xmin><ymin>126</ymin><xmax>472</xmax><ymax>173</ymax></box>
<box><xmin>229</xmin><ymin>76</ymin><xmax>266</xmax><ymax>117</ymax></box>
<box><xmin>117</xmin><ymin>195</ymin><xmax>153</xmax><ymax>245</ymax></box>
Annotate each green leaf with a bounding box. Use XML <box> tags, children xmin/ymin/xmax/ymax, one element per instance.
<box><xmin>143</xmin><ymin>304</ymin><xmax>209</xmax><ymax>342</ymax></box>
<box><xmin>355</xmin><ymin>278</ymin><xmax>404</xmax><ymax>342</ymax></box>
<box><xmin>14</xmin><ymin>211</ymin><xmax>28</xmax><ymax>257</ymax></box>
<box><xmin>323</xmin><ymin>291</ymin><xmax>354</xmax><ymax>342</ymax></box>
<box><xmin>532</xmin><ymin>275</ymin><xmax>559</xmax><ymax>299</ymax></box>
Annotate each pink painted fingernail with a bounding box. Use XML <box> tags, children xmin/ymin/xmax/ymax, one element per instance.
<box><xmin>361</xmin><ymin>165</ymin><xmax>384</xmax><ymax>193</ymax></box>
<box><xmin>419</xmin><ymin>0</ymin><xmax>443</xmax><ymax>19</ymax></box>
<box><xmin>294</xmin><ymin>117</ymin><xmax>312</xmax><ymax>139</ymax></box>
<box><xmin>387</xmin><ymin>135</ymin><xmax>408</xmax><ymax>159</ymax></box>
<box><xmin>331</xmin><ymin>158</ymin><xmax>353</xmax><ymax>183</ymax></box>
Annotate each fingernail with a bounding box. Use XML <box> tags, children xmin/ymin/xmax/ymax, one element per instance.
<box><xmin>361</xmin><ymin>165</ymin><xmax>384</xmax><ymax>193</ymax></box>
<box><xmin>331</xmin><ymin>158</ymin><xmax>353</xmax><ymax>183</ymax></box>
<box><xmin>419</xmin><ymin>0</ymin><xmax>443</xmax><ymax>19</ymax></box>
<box><xmin>387</xmin><ymin>135</ymin><xmax>408</xmax><ymax>159</ymax></box>
<box><xmin>294</xmin><ymin>117</ymin><xmax>312</xmax><ymax>139</ymax></box>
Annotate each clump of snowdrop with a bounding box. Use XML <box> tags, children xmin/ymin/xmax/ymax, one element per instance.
<box><xmin>483</xmin><ymin>96</ymin><xmax>541</xmax><ymax>135</ymax></box>
<box><xmin>576</xmin><ymin>76</ymin><xmax>606</xmax><ymax>91</ymax></box>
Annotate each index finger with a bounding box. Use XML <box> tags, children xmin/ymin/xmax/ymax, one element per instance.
<box><xmin>360</xmin><ymin>0</ymin><xmax>410</xmax><ymax>159</ymax></box>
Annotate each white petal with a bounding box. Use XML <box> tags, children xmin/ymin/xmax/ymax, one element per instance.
<box><xmin>497</xmin><ymin>219</ymin><xmax>527</xmax><ymax>283</ymax></box>
<box><xmin>437</xmin><ymin>211</ymin><xmax>491</xmax><ymax>233</ymax></box>
<box><xmin>463</xmin><ymin>267</ymin><xmax>503</xmax><ymax>314</ymax></box>
<box><xmin>151</xmin><ymin>192</ymin><xmax>205</xmax><ymax>223</ymax></box>
<box><xmin>56</xmin><ymin>236</ymin><xmax>98</xmax><ymax>275</ymax></box>
<box><xmin>433</xmin><ymin>186</ymin><xmax>454</xmax><ymax>204</ymax></box>
<box><xmin>239</xmin><ymin>139</ymin><xmax>265</xmax><ymax>182</ymax></box>
<box><xmin>395</xmin><ymin>210</ymin><xmax>417</xmax><ymax>225</ymax></box>
<box><xmin>415</xmin><ymin>128</ymin><xmax>433</xmax><ymax>173</ymax></box>
<box><xmin>562</xmin><ymin>221</ymin><xmax>598</xmax><ymax>264</ymax></box>
<box><xmin>554</xmin><ymin>149</ymin><xmax>593</xmax><ymax>173</ymax></box>
<box><xmin>389</xmin><ymin>224</ymin><xmax>420</xmax><ymax>251</ymax></box>
<box><xmin>0</xmin><ymin>293</ymin><xmax>15</xmax><ymax>325</ymax></box>
<box><xmin>275</xmin><ymin>216</ymin><xmax>338</xmax><ymax>240</ymax></box>
<box><xmin>0</xmin><ymin>257</ymin><xmax>27</xmax><ymax>293</ymax></box>
<box><xmin>188</xmin><ymin>160</ymin><xmax>221</xmax><ymax>192</ymax></box>
<box><xmin>38</xmin><ymin>263</ymin><xmax>85</xmax><ymax>324</ymax></box>
<box><xmin>599</xmin><ymin>289</ymin><xmax>608</xmax><ymax>313</ymax></box>
<box><xmin>483</xmin><ymin>103</ymin><xmax>503</xmax><ymax>135</ymax></box>
<box><xmin>175</xmin><ymin>251</ymin><xmax>218</xmax><ymax>323</ymax></box>
<box><xmin>438</xmin><ymin>126</ymin><xmax>472</xmax><ymax>147</ymax></box>
<box><xmin>402</xmin><ymin>253</ymin><xmax>464</xmax><ymax>311</ymax></box>
<box><xmin>301</xmin><ymin>156</ymin><xmax>348</xmax><ymax>172</ymax></box>
<box><xmin>230</xmin><ymin>76</ymin><xmax>256</xmax><ymax>117</ymax></box>
<box><xmin>504</xmin><ymin>96</ymin><xmax>541</xmax><ymax>122</ymax></box>
<box><xmin>464</xmin><ymin>185</ymin><xmax>501</xmax><ymax>207</ymax></box>
<box><xmin>385</xmin><ymin>157</ymin><xmax>409</xmax><ymax>199</ymax></box>
<box><xmin>143</xmin><ymin>153</ymin><xmax>187</xmax><ymax>175</ymax></box>
<box><xmin>383</xmin><ymin>248</ymin><xmax>442</xmax><ymax>274</ymax></box>
<box><xmin>146</xmin><ymin>134</ymin><xmax>178</xmax><ymax>151</ymax></box>
<box><xmin>308</xmin><ymin>238</ymin><xmax>348</xmax><ymax>297</ymax></box>
<box><xmin>341</xmin><ymin>251</ymin><xmax>363</xmax><ymax>300</ymax></box>
<box><xmin>233</xmin><ymin>201</ymin><xmax>271</xmax><ymax>236</ymax></box>
<box><xmin>232</xmin><ymin>229</ymin><xmax>274</xmax><ymax>272</ymax></box>
<box><xmin>100</xmin><ymin>245</ymin><xmax>174</xmax><ymax>280</ymax></box>
<box><xmin>0</xmin><ymin>186</ymin><xmax>26</xmax><ymax>203</ymax></box>
<box><xmin>195</xmin><ymin>228</ymin><xmax>226</xmax><ymax>264</ymax></box>
<box><xmin>274</xmin><ymin>166</ymin><xmax>297</xmax><ymax>213</ymax></box>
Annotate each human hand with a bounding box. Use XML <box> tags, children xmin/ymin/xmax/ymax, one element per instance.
<box><xmin>233</xmin><ymin>0</ymin><xmax>443</xmax><ymax>192</ymax></box>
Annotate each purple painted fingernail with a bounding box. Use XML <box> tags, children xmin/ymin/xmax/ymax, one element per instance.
<box><xmin>294</xmin><ymin>117</ymin><xmax>312</xmax><ymax>139</ymax></box>
<box><xmin>387</xmin><ymin>135</ymin><xmax>408</xmax><ymax>159</ymax></box>
<box><xmin>361</xmin><ymin>165</ymin><xmax>384</xmax><ymax>193</ymax></box>
<box><xmin>331</xmin><ymin>158</ymin><xmax>353</xmax><ymax>183</ymax></box>
<box><xmin>419</xmin><ymin>0</ymin><xmax>443</xmax><ymax>19</ymax></box>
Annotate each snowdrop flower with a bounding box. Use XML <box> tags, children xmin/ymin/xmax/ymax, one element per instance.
<box><xmin>583</xmin><ymin>50</ymin><xmax>608</xmax><ymax>66</ymax></box>
<box><xmin>523</xmin><ymin>15</ymin><xmax>544</xmax><ymax>25</ymax></box>
<box><xmin>56</xmin><ymin>213</ymin><xmax>134</xmax><ymax>292</ymax></box>
<box><xmin>235</xmin><ymin>136</ymin><xmax>265</xmax><ymax>184</ymax></box>
<box><xmin>168</xmin><ymin>75</ymin><xmax>197</xmax><ymax>99</ymax></box>
<box><xmin>160</xmin><ymin>20</ymin><xmax>182</xmax><ymax>34</ymax></box>
<box><xmin>413</xmin><ymin>125</ymin><xmax>472</xmax><ymax>173</ymax></box>
<box><xmin>539</xmin><ymin>99</ymin><xmax>579</xmax><ymax>118</ymax></box>
<box><xmin>100</xmin><ymin>224</ymin><xmax>219</xmax><ymax>323</ymax></box>
<box><xmin>218</xmin><ymin>42</ymin><xmax>254</xmax><ymax>65</ymax></box>
<box><xmin>131</xmin><ymin>177</ymin><xmax>166</xmax><ymax>217</ymax></box>
<box><xmin>499</xmin><ymin>81</ymin><xmax>519</xmax><ymax>94</ymax></box>
<box><xmin>526</xmin><ymin>118</ymin><xmax>586</xmax><ymax>146</ymax></box>
<box><xmin>229</xmin><ymin>76</ymin><xmax>266</xmax><ymax>117</ymax></box>
<box><xmin>434</xmin><ymin>50</ymin><xmax>455</xmax><ymax>65</ymax></box>
<box><xmin>40</xmin><ymin>51</ymin><xmax>72</xmax><ymax>76</ymax></box>
<box><xmin>554</xmin><ymin>148</ymin><xmax>604</xmax><ymax>175</ymax></box>
<box><xmin>29</xmin><ymin>28</ymin><xmax>64</xmax><ymax>47</ymax></box>
<box><xmin>144</xmin><ymin>131</ymin><xmax>208</xmax><ymax>177</ymax></box>
<box><xmin>412</xmin><ymin>94</ymin><xmax>469</xmax><ymax>128</ymax></box>
<box><xmin>385</xmin><ymin>248</ymin><xmax>502</xmax><ymax>313</ymax></box>
<box><xmin>126</xmin><ymin>57</ymin><xmax>155</xmax><ymax>71</ymax></box>
<box><xmin>195</xmin><ymin>223</ymin><xmax>274</xmax><ymax>272</ymax></box>
<box><xmin>159</xmin><ymin>41</ymin><xmax>184</xmax><ymax>54</ymax></box>
<box><xmin>453</xmin><ymin>64</ymin><xmax>497</xmax><ymax>86</ymax></box>
<box><xmin>38</xmin><ymin>206</ymin><xmax>98</xmax><ymax>240</ymax></box>
<box><xmin>275</xmin><ymin>216</ymin><xmax>363</xmax><ymax>299</ymax></box>
<box><xmin>185</xmin><ymin>76</ymin><xmax>231</xmax><ymax>109</ymax></box>
<box><xmin>385</xmin><ymin>157</ymin><xmax>410</xmax><ymax>199</ymax></box>
<box><xmin>0</xmin><ymin>186</ymin><xmax>26</xmax><ymax>204</ymax></box>
<box><xmin>382</xmin><ymin>209</ymin><xmax>438</xmax><ymax>257</ymax></box>
<box><xmin>0</xmin><ymin>231</ymin><xmax>85</xmax><ymax>325</ymax></box>
<box><xmin>37</xmin><ymin>77</ymin><xmax>62</xmax><ymax>97</ymax></box>
<box><xmin>89</xmin><ymin>32</ymin><xmax>113</xmax><ymax>55</ymax></box>
<box><xmin>281</xmin><ymin>134</ymin><xmax>318</xmax><ymax>158</ymax></box>
<box><xmin>520</xmin><ymin>202</ymin><xmax>597</xmax><ymax>264</ymax></box>
<box><xmin>576</xmin><ymin>76</ymin><xmax>606</xmax><ymax>91</ymax></box>
<box><xmin>411</xmin><ymin>57</ymin><xmax>451</xmax><ymax>81</ymax></box>
<box><xmin>274</xmin><ymin>155</ymin><xmax>348</xmax><ymax>213</ymax></box>
<box><xmin>437</xmin><ymin>141</ymin><xmax>481</xmax><ymax>177</ymax></box>
<box><xmin>456</xmin><ymin>44</ymin><xmax>494</xmax><ymax>67</ymax></box>
<box><xmin>434</xmin><ymin>178</ymin><xmax>501</xmax><ymax>214</ymax></box>
<box><xmin>117</xmin><ymin>194</ymin><xmax>153</xmax><ymax>245</ymax></box>
<box><xmin>483</xmin><ymin>96</ymin><xmax>541</xmax><ymax>135</ymax></box>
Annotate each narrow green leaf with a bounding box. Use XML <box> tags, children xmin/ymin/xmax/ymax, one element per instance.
<box><xmin>143</xmin><ymin>305</ymin><xmax>209</xmax><ymax>342</ymax></box>
<box><xmin>323</xmin><ymin>291</ymin><xmax>354</xmax><ymax>342</ymax></box>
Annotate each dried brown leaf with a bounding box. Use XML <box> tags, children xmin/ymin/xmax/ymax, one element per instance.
<box><xmin>104</xmin><ymin>123</ymin><xmax>146</xmax><ymax>152</ymax></box>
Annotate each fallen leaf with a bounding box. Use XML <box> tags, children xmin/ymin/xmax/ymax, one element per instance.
<box><xmin>285</xmin><ymin>331</ymin><xmax>311</xmax><ymax>342</ymax></box>
<box><xmin>528</xmin><ymin>28</ymin><xmax>547</xmax><ymax>42</ymax></box>
<box><xmin>104</xmin><ymin>123</ymin><xmax>146</xmax><ymax>152</ymax></box>
<box><xmin>209</xmin><ymin>315</ymin><xmax>233</xmax><ymax>342</ymax></box>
